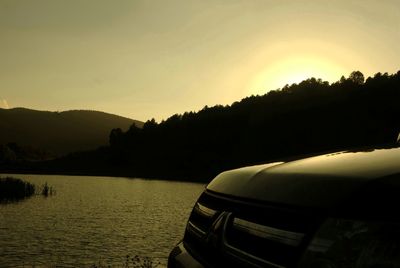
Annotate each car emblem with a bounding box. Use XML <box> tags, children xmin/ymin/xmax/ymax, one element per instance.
<box><xmin>205</xmin><ymin>212</ymin><xmax>229</xmax><ymax>247</ymax></box>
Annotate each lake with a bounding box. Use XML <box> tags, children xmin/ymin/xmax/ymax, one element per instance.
<box><xmin>0</xmin><ymin>174</ymin><xmax>205</xmax><ymax>267</ymax></box>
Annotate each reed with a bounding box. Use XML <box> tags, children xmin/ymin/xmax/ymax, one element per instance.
<box><xmin>0</xmin><ymin>176</ymin><xmax>35</xmax><ymax>202</ymax></box>
<box><xmin>0</xmin><ymin>177</ymin><xmax>54</xmax><ymax>203</ymax></box>
<box><xmin>40</xmin><ymin>182</ymin><xmax>54</xmax><ymax>197</ymax></box>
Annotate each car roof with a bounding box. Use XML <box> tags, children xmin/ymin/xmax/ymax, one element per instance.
<box><xmin>207</xmin><ymin>147</ymin><xmax>400</xmax><ymax>210</ymax></box>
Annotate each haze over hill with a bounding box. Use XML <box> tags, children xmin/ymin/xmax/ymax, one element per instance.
<box><xmin>0</xmin><ymin>108</ymin><xmax>142</xmax><ymax>156</ymax></box>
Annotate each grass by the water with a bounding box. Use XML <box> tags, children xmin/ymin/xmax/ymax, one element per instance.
<box><xmin>0</xmin><ymin>176</ymin><xmax>54</xmax><ymax>203</ymax></box>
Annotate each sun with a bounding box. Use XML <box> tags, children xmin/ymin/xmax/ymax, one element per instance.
<box><xmin>247</xmin><ymin>55</ymin><xmax>347</xmax><ymax>96</ymax></box>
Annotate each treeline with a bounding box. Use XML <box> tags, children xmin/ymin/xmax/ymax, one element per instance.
<box><xmin>6</xmin><ymin>71</ymin><xmax>400</xmax><ymax>182</ymax></box>
<box><xmin>102</xmin><ymin>71</ymin><xmax>400</xmax><ymax>181</ymax></box>
<box><xmin>0</xmin><ymin>143</ymin><xmax>54</xmax><ymax>164</ymax></box>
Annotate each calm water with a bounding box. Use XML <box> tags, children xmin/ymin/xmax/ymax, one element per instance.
<box><xmin>0</xmin><ymin>174</ymin><xmax>205</xmax><ymax>267</ymax></box>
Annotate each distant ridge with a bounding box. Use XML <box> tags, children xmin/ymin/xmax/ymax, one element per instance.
<box><xmin>0</xmin><ymin>108</ymin><xmax>142</xmax><ymax>156</ymax></box>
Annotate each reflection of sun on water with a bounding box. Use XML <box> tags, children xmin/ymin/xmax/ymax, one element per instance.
<box><xmin>247</xmin><ymin>55</ymin><xmax>347</xmax><ymax>96</ymax></box>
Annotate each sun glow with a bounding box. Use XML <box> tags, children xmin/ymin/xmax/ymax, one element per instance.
<box><xmin>248</xmin><ymin>55</ymin><xmax>347</xmax><ymax>96</ymax></box>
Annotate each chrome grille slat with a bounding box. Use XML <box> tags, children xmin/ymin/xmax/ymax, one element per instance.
<box><xmin>232</xmin><ymin>218</ymin><xmax>305</xmax><ymax>247</ymax></box>
<box><xmin>195</xmin><ymin>203</ymin><xmax>217</xmax><ymax>218</ymax></box>
<box><xmin>187</xmin><ymin>221</ymin><xmax>207</xmax><ymax>237</ymax></box>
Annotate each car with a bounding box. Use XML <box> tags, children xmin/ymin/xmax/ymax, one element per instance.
<box><xmin>168</xmin><ymin>145</ymin><xmax>400</xmax><ymax>268</ymax></box>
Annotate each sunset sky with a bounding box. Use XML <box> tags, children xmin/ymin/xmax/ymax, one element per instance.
<box><xmin>0</xmin><ymin>0</ymin><xmax>399</xmax><ymax>121</ymax></box>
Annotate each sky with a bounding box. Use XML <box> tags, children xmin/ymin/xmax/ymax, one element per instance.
<box><xmin>0</xmin><ymin>0</ymin><xmax>399</xmax><ymax>121</ymax></box>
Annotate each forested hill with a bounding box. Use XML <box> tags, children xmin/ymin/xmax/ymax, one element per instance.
<box><xmin>104</xmin><ymin>71</ymin><xmax>400</xmax><ymax>180</ymax></box>
<box><xmin>9</xmin><ymin>71</ymin><xmax>400</xmax><ymax>182</ymax></box>
<box><xmin>0</xmin><ymin>108</ymin><xmax>142</xmax><ymax>156</ymax></box>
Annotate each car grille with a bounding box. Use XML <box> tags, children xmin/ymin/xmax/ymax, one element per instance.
<box><xmin>183</xmin><ymin>190</ymin><xmax>321</xmax><ymax>267</ymax></box>
<box><xmin>187</xmin><ymin>202</ymin><xmax>218</xmax><ymax>237</ymax></box>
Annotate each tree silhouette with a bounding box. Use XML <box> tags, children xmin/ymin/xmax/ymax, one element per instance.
<box><xmin>349</xmin><ymin>71</ymin><xmax>365</xmax><ymax>84</ymax></box>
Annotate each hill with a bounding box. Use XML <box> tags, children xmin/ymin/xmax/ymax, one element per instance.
<box><xmin>0</xmin><ymin>108</ymin><xmax>142</xmax><ymax>156</ymax></box>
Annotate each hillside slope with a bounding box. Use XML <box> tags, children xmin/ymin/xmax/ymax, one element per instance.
<box><xmin>0</xmin><ymin>108</ymin><xmax>142</xmax><ymax>156</ymax></box>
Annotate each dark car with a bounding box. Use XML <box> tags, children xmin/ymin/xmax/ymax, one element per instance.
<box><xmin>168</xmin><ymin>146</ymin><xmax>400</xmax><ymax>268</ymax></box>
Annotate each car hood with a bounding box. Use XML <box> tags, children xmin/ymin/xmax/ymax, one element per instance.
<box><xmin>207</xmin><ymin>147</ymin><xmax>400</xmax><ymax>209</ymax></box>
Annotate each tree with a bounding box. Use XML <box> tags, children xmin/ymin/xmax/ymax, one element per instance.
<box><xmin>349</xmin><ymin>71</ymin><xmax>365</xmax><ymax>84</ymax></box>
<box><xmin>143</xmin><ymin>118</ymin><xmax>158</xmax><ymax>129</ymax></box>
<box><xmin>109</xmin><ymin>128</ymin><xmax>123</xmax><ymax>147</ymax></box>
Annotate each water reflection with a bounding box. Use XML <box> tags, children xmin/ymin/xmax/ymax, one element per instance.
<box><xmin>0</xmin><ymin>174</ymin><xmax>205</xmax><ymax>267</ymax></box>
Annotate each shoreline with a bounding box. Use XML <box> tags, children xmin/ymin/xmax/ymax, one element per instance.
<box><xmin>0</xmin><ymin>168</ymin><xmax>208</xmax><ymax>184</ymax></box>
